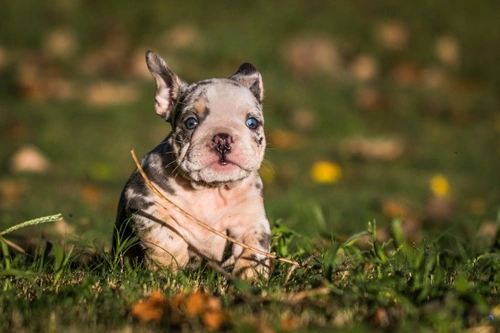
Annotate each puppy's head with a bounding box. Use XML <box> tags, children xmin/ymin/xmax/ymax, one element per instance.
<box><xmin>146</xmin><ymin>51</ymin><xmax>266</xmax><ymax>185</ymax></box>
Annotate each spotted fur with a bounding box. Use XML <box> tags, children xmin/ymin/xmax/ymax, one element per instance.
<box><xmin>114</xmin><ymin>51</ymin><xmax>270</xmax><ymax>280</ymax></box>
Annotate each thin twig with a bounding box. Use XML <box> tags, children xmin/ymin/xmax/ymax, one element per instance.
<box><xmin>131</xmin><ymin>149</ymin><xmax>301</xmax><ymax>267</ymax></box>
<box><xmin>0</xmin><ymin>237</ymin><xmax>26</xmax><ymax>254</ymax></box>
<box><xmin>284</xmin><ymin>251</ymin><xmax>320</xmax><ymax>284</ymax></box>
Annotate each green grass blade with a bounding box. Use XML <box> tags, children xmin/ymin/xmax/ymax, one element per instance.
<box><xmin>0</xmin><ymin>214</ymin><xmax>62</xmax><ymax>236</ymax></box>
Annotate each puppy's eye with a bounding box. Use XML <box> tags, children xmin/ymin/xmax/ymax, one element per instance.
<box><xmin>184</xmin><ymin>117</ymin><xmax>199</xmax><ymax>130</ymax></box>
<box><xmin>246</xmin><ymin>117</ymin><xmax>259</xmax><ymax>130</ymax></box>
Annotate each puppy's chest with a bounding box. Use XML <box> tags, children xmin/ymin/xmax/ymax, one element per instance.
<box><xmin>151</xmin><ymin>178</ymin><xmax>261</xmax><ymax>231</ymax></box>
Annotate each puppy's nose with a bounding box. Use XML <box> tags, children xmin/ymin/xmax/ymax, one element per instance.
<box><xmin>213</xmin><ymin>133</ymin><xmax>233</xmax><ymax>155</ymax></box>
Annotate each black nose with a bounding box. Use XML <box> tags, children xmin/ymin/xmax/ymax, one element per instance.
<box><xmin>213</xmin><ymin>133</ymin><xmax>232</xmax><ymax>155</ymax></box>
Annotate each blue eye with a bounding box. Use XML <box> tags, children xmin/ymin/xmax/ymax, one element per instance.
<box><xmin>246</xmin><ymin>117</ymin><xmax>259</xmax><ymax>129</ymax></box>
<box><xmin>184</xmin><ymin>117</ymin><xmax>198</xmax><ymax>129</ymax></box>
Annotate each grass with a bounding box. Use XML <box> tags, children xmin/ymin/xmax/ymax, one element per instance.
<box><xmin>1</xmin><ymin>0</ymin><xmax>500</xmax><ymax>331</ymax></box>
<box><xmin>1</xmin><ymin>219</ymin><xmax>499</xmax><ymax>332</ymax></box>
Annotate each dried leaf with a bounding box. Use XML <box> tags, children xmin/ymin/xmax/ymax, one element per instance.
<box><xmin>283</xmin><ymin>35</ymin><xmax>343</xmax><ymax>80</ymax></box>
<box><xmin>80</xmin><ymin>183</ymin><xmax>102</xmax><ymax>205</ymax></box>
<box><xmin>1</xmin><ymin>121</ymin><xmax>31</xmax><ymax>141</ymax></box>
<box><xmin>85</xmin><ymin>81</ymin><xmax>140</xmax><ymax>106</ymax></box>
<box><xmin>435</xmin><ymin>36</ymin><xmax>460</xmax><ymax>67</ymax></box>
<box><xmin>43</xmin><ymin>28</ymin><xmax>78</xmax><ymax>59</ymax></box>
<box><xmin>421</xmin><ymin>66</ymin><xmax>448</xmax><ymax>89</ymax></box>
<box><xmin>164</xmin><ymin>23</ymin><xmax>200</xmax><ymax>50</ymax></box>
<box><xmin>267</xmin><ymin>129</ymin><xmax>303</xmax><ymax>149</ymax></box>
<box><xmin>130</xmin><ymin>290</ymin><xmax>167</xmax><ymax>323</ymax></box>
<box><xmin>469</xmin><ymin>199</ymin><xmax>486</xmax><ymax>215</ymax></box>
<box><xmin>130</xmin><ymin>48</ymin><xmax>154</xmax><ymax>80</ymax></box>
<box><xmin>341</xmin><ymin>137</ymin><xmax>405</xmax><ymax>161</ymax></box>
<box><xmin>10</xmin><ymin>145</ymin><xmax>50</xmax><ymax>174</ymax></box>
<box><xmin>280</xmin><ymin>313</ymin><xmax>302</xmax><ymax>330</ymax></box>
<box><xmin>16</xmin><ymin>53</ymin><xmax>74</xmax><ymax>101</ymax></box>
<box><xmin>401</xmin><ymin>218</ymin><xmax>423</xmax><ymax>243</ymax></box>
<box><xmin>52</xmin><ymin>219</ymin><xmax>76</xmax><ymax>236</ymax></box>
<box><xmin>0</xmin><ymin>179</ymin><xmax>25</xmax><ymax>206</ymax></box>
<box><xmin>355</xmin><ymin>87</ymin><xmax>392</xmax><ymax>112</ymax></box>
<box><xmin>390</xmin><ymin>62</ymin><xmax>420</xmax><ymax>86</ymax></box>
<box><xmin>467</xmin><ymin>326</ymin><xmax>495</xmax><ymax>333</ymax></box>
<box><xmin>382</xmin><ymin>199</ymin><xmax>409</xmax><ymax>219</ymax></box>
<box><xmin>477</xmin><ymin>222</ymin><xmax>497</xmax><ymax>244</ymax></box>
<box><xmin>374</xmin><ymin>21</ymin><xmax>409</xmax><ymax>51</ymax></box>
<box><xmin>350</xmin><ymin>54</ymin><xmax>379</xmax><ymax>81</ymax></box>
<box><xmin>184</xmin><ymin>290</ymin><xmax>207</xmax><ymax>317</ymax></box>
<box><xmin>291</xmin><ymin>108</ymin><xmax>316</xmax><ymax>131</ymax></box>
<box><xmin>0</xmin><ymin>47</ymin><xmax>8</xmax><ymax>71</ymax></box>
<box><xmin>203</xmin><ymin>309</ymin><xmax>228</xmax><ymax>331</ymax></box>
<box><xmin>371</xmin><ymin>307</ymin><xmax>390</xmax><ymax>328</ymax></box>
<box><xmin>425</xmin><ymin>197</ymin><xmax>454</xmax><ymax>222</ymax></box>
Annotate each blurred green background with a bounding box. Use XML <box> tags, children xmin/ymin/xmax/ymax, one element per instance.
<box><xmin>1</xmin><ymin>0</ymin><xmax>499</xmax><ymax>248</ymax></box>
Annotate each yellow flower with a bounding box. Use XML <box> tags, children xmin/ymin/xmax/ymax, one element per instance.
<box><xmin>430</xmin><ymin>174</ymin><xmax>450</xmax><ymax>198</ymax></box>
<box><xmin>311</xmin><ymin>161</ymin><xmax>342</xmax><ymax>184</ymax></box>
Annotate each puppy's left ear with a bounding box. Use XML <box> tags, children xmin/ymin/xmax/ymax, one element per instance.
<box><xmin>230</xmin><ymin>63</ymin><xmax>264</xmax><ymax>104</ymax></box>
<box><xmin>146</xmin><ymin>50</ymin><xmax>186</xmax><ymax>122</ymax></box>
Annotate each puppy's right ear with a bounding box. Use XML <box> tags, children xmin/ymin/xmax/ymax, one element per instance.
<box><xmin>145</xmin><ymin>50</ymin><xmax>186</xmax><ymax>122</ymax></box>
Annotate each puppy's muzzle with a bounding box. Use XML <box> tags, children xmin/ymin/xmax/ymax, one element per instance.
<box><xmin>213</xmin><ymin>133</ymin><xmax>233</xmax><ymax>164</ymax></box>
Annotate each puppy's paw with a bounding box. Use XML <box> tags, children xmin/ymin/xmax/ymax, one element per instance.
<box><xmin>233</xmin><ymin>256</ymin><xmax>269</xmax><ymax>281</ymax></box>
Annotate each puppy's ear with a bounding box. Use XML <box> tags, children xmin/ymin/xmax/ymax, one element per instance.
<box><xmin>229</xmin><ymin>63</ymin><xmax>264</xmax><ymax>104</ymax></box>
<box><xmin>146</xmin><ymin>50</ymin><xmax>186</xmax><ymax>121</ymax></box>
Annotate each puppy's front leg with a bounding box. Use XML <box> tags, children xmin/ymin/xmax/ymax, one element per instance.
<box><xmin>231</xmin><ymin>221</ymin><xmax>271</xmax><ymax>280</ymax></box>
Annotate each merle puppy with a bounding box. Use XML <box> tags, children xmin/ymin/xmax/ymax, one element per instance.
<box><xmin>114</xmin><ymin>51</ymin><xmax>271</xmax><ymax>279</ymax></box>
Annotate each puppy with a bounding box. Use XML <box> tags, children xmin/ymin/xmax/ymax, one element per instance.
<box><xmin>114</xmin><ymin>51</ymin><xmax>271</xmax><ymax>279</ymax></box>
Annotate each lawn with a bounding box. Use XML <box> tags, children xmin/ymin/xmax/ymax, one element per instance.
<box><xmin>1</xmin><ymin>1</ymin><xmax>499</xmax><ymax>332</ymax></box>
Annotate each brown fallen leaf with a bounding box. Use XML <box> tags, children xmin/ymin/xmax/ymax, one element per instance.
<box><xmin>371</xmin><ymin>307</ymin><xmax>390</xmax><ymax>328</ymax></box>
<box><xmin>130</xmin><ymin>290</ymin><xmax>168</xmax><ymax>323</ymax></box>
<box><xmin>0</xmin><ymin>179</ymin><xmax>26</xmax><ymax>207</ymax></box>
<box><xmin>267</xmin><ymin>129</ymin><xmax>303</xmax><ymax>149</ymax></box>
<box><xmin>282</xmin><ymin>35</ymin><xmax>343</xmax><ymax>80</ymax></box>
<box><xmin>340</xmin><ymin>137</ymin><xmax>405</xmax><ymax>162</ymax></box>
<box><xmin>10</xmin><ymin>145</ymin><xmax>51</xmax><ymax>174</ymax></box>
<box><xmin>382</xmin><ymin>199</ymin><xmax>409</xmax><ymax>219</ymax></box>
<box><xmin>43</xmin><ymin>28</ymin><xmax>78</xmax><ymax>60</ymax></box>
<box><xmin>350</xmin><ymin>54</ymin><xmax>379</xmax><ymax>82</ymax></box>
<box><xmin>2</xmin><ymin>121</ymin><xmax>32</xmax><ymax>141</ymax></box>
<box><xmin>85</xmin><ymin>81</ymin><xmax>140</xmax><ymax>106</ymax></box>
<box><xmin>164</xmin><ymin>23</ymin><xmax>200</xmax><ymax>50</ymax></box>
<box><xmin>420</xmin><ymin>66</ymin><xmax>449</xmax><ymax>90</ymax></box>
<box><xmin>435</xmin><ymin>36</ymin><xmax>460</xmax><ymax>67</ymax></box>
<box><xmin>185</xmin><ymin>290</ymin><xmax>208</xmax><ymax>317</ymax></box>
<box><xmin>291</xmin><ymin>108</ymin><xmax>316</xmax><ymax>131</ymax></box>
<box><xmin>280</xmin><ymin>312</ymin><xmax>302</xmax><ymax>330</ymax></box>
<box><xmin>477</xmin><ymin>222</ymin><xmax>497</xmax><ymax>245</ymax></box>
<box><xmin>80</xmin><ymin>183</ymin><xmax>102</xmax><ymax>205</ymax></box>
<box><xmin>401</xmin><ymin>218</ymin><xmax>423</xmax><ymax>243</ymax></box>
<box><xmin>130</xmin><ymin>47</ymin><xmax>154</xmax><ymax>80</ymax></box>
<box><xmin>425</xmin><ymin>197</ymin><xmax>454</xmax><ymax>223</ymax></box>
<box><xmin>390</xmin><ymin>61</ymin><xmax>420</xmax><ymax>87</ymax></box>
<box><xmin>16</xmin><ymin>53</ymin><xmax>75</xmax><ymax>102</ymax></box>
<box><xmin>355</xmin><ymin>87</ymin><xmax>392</xmax><ymax>112</ymax></box>
<box><xmin>203</xmin><ymin>309</ymin><xmax>229</xmax><ymax>332</ymax></box>
<box><xmin>52</xmin><ymin>219</ymin><xmax>76</xmax><ymax>236</ymax></box>
<box><xmin>466</xmin><ymin>326</ymin><xmax>495</xmax><ymax>333</ymax></box>
<box><xmin>374</xmin><ymin>21</ymin><xmax>409</xmax><ymax>51</ymax></box>
<box><xmin>130</xmin><ymin>290</ymin><xmax>230</xmax><ymax>330</ymax></box>
<box><xmin>0</xmin><ymin>47</ymin><xmax>8</xmax><ymax>71</ymax></box>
